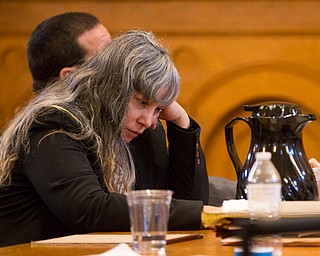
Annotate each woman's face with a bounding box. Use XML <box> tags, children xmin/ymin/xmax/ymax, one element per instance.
<box><xmin>121</xmin><ymin>92</ymin><xmax>164</xmax><ymax>143</ymax></box>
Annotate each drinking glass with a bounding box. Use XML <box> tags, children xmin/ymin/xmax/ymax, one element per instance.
<box><xmin>126</xmin><ymin>190</ymin><xmax>173</xmax><ymax>255</ymax></box>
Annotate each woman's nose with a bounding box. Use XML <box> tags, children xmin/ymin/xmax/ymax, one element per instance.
<box><xmin>138</xmin><ymin>110</ymin><xmax>156</xmax><ymax>128</ymax></box>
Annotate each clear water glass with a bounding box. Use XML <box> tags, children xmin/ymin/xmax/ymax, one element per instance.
<box><xmin>126</xmin><ymin>190</ymin><xmax>173</xmax><ymax>255</ymax></box>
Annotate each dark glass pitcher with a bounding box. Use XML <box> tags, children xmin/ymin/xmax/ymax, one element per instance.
<box><xmin>225</xmin><ymin>101</ymin><xmax>318</xmax><ymax>201</ymax></box>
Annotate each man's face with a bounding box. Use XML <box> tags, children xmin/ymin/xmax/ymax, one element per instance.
<box><xmin>77</xmin><ymin>23</ymin><xmax>112</xmax><ymax>59</ymax></box>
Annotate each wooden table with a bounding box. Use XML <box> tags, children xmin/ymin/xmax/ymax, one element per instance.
<box><xmin>1</xmin><ymin>230</ymin><xmax>320</xmax><ymax>256</ymax></box>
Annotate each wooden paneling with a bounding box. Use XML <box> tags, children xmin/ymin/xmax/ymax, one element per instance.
<box><xmin>1</xmin><ymin>0</ymin><xmax>320</xmax><ymax>180</ymax></box>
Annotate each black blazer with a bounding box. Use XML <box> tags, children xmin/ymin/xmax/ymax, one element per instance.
<box><xmin>0</xmin><ymin>112</ymin><xmax>206</xmax><ymax>247</ymax></box>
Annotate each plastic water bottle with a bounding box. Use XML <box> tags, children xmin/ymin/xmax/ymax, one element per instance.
<box><xmin>247</xmin><ymin>151</ymin><xmax>282</xmax><ymax>256</ymax></box>
<box><xmin>248</xmin><ymin>152</ymin><xmax>281</xmax><ymax>219</ymax></box>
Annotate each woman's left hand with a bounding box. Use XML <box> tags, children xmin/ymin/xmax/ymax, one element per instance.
<box><xmin>159</xmin><ymin>101</ymin><xmax>190</xmax><ymax>129</ymax></box>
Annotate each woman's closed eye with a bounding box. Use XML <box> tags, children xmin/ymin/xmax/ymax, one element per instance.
<box><xmin>134</xmin><ymin>94</ymin><xmax>163</xmax><ymax>115</ymax></box>
<box><xmin>154</xmin><ymin>107</ymin><xmax>163</xmax><ymax>115</ymax></box>
<box><xmin>135</xmin><ymin>98</ymin><xmax>148</xmax><ymax>108</ymax></box>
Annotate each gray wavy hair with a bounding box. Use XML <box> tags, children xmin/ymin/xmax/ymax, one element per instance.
<box><xmin>0</xmin><ymin>30</ymin><xmax>180</xmax><ymax>193</ymax></box>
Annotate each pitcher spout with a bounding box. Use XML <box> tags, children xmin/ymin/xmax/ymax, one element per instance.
<box><xmin>290</xmin><ymin>114</ymin><xmax>316</xmax><ymax>134</ymax></box>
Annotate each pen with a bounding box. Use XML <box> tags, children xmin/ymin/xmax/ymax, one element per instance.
<box><xmin>166</xmin><ymin>233</ymin><xmax>204</xmax><ymax>244</ymax></box>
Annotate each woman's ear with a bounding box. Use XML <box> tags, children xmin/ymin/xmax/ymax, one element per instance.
<box><xmin>59</xmin><ymin>67</ymin><xmax>76</xmax><ymax>78</ymax></box>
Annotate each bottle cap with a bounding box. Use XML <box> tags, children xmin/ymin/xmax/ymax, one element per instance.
<box><xmin>234</xmin><ymin>246</ymin><xmax>273</xmax><ymax>256</ymax></box>
<box><xmin>255</xmin><ymin>152</ymin><xmax>272</xmax><ymax>160</ymax></box>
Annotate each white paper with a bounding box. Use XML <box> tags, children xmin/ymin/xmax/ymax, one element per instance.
<box><xmin>32</xmin><ymin>234</ymin><xmax>193</xmax><ymax>246</ymax></box>
<box><xmin>87</xmin><ymin>243</ymin><xmax>140</xmax><ymax>256</ymax></box>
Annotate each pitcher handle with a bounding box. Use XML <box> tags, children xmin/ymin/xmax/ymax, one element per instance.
<box><xmin>225</xmin><ymin>117</ymin><xmax>250</xmax><ymax>175</ymax></box>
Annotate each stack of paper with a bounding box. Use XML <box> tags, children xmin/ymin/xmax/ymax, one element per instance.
<box><xmin>202</xmin><ymin>200</ymin><xmax>320</xmax><ymax>229</ymax></box>
<box><xmin>31</xmin><ymin>233</ymin><xmax>203</xmax><ymax>247</ymax></box>
<box><xmin>205</xmin><ymin>199</ymin><xmax>320</xmax><ymax>247</ymax></box>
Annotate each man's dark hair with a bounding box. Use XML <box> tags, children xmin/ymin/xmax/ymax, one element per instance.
<box><xmin>27</xmin><ymin>12</ymin><xmax>100</xmax><ymax>92</ymax></box>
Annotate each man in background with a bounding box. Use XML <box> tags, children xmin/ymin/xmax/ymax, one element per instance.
<box><xmin>28</xmin><ymin>12</ymin><xmax>112</xmax><ymax>92</ymax></box>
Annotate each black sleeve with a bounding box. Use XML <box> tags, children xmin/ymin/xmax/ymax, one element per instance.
<box><xmin>130</xmin><ymin>123</ymin><xmax>169</xmax><ymax>190</ymax></box>
<box><xmin>168</xmin><ymin>198</ymin><xmax>203</xmax><ymax>230</ymax></box>
<box><xmin>167</xmin><ymin>117</ymin><xmax>209</xmax><ymax>204</ymax></box>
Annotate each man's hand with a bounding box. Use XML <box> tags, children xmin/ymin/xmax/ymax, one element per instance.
<box><xmin>309</xmin><ymin>158</ymin><xmax>320</xmax><ymax>168</ymax></box>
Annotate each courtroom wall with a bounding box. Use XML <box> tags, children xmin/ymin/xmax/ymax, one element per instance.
<box><xmin>1</xmin><ymin>0</ymin><xmax>320</xmax><ymax>180</ymax></box>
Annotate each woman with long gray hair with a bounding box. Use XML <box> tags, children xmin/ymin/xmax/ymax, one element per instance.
<box><xmin>0</xmin><ymin>30</ymin><xmax>209</xmax><ymax>247</ymax></box>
